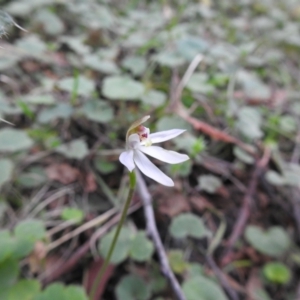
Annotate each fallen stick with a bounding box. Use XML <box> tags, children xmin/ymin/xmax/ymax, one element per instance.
<box><xmin>168</xmin><ymin>54</ymin><xmax>256</xmax><ymax>156</ymax></box>
<box><xmin>206</xmin><ymin>255</ymin><xmax>240</xmax><ymax>300</ymax></box>
<box><xmin>222</xmin><ymin>147</ymin><xmax>271</xmax><ymax>263</ymax></box>
<box><xmin>178</xmin><ymin>110</ymin><xmax>256</xmax><ymax>156</ymax></box>
<box><xmin>42</xmin><ymin>202</ymin><xmax>142</xmax><ymax>286</ymax></box>
<box><xmin>136</xmin><ymin>170</ymin><xmax>186</xmax><ymax>300</ymax></box>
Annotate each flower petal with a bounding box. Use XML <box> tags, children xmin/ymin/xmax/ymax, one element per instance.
<box><xmin>140</xmin><ymin>146</ymin><xmax>189</xmax><ymax>164</ymax></box>
<box><xmin>148</xmin><ymin>129</ymin><xmax>186</xmax><ymax>144</ymax></box>
<box><xmin>119</xmin><ymin>150</ymin><xmax>135</xmax><ymax>171</ymax></box>
<box><xmin>134</xmin><ymin>150</ymin><xmax>174</xmax><ymax>186</ymax></box>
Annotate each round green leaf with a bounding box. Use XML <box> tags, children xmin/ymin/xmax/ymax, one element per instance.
<box><xmin>168</xmin><ymin>250</ymin><xmax>188</xmax><ymax>274</ymax></box>
<box><xmin>234</xmin><ymin>147</ymin><xmax>255</xmax><ymax>164</ymax></box>
<box><xmin>57</xmin><ymin>76</ymin><xmax>95</xmax><ymax>97</ymax></box>
<box><xmin>7</xmin><ymin>279</ymin><xmax>40</xmax><ymax>300</ymax></box>
<box><xmin>10</xmin><ymin>237</ymin><xmax>34</xmax><ymax>259</ymax></box>
<box><xmin>84</xmin><ymin>55</ymin><xmax>119</xmax><ymax>74</ymax></box>
<box><xmin>176</xmin><ymin>37</ymin><xmax>208</xmax><ymax>60</ymax></box>
<box><xmin>61</xmin><ymin>37</ymin><xmax>91</xmax><ymax>55</ymax></box>
<box><xmin>183</xmin><ymin>275</ymin><xmax>228</xmax><ymax>300</ymax></box>
<box><xmin>116</xmin><ymin>275</ymin><xmax>151</xmax><ymax>300</ymax></box>
<box><xmin>17</xmin><ymin>166</ymin><xmax>47</xmax><ymax>188</ymax></box>
<box><xmin>34</xmin><ymin>9</ymin><xmax>64</xmax><ymax>36</ymax></box>
<box><xmin>0</xmin><ymin>231</ymin><xmax>13</xmax><ymax>262</ymax></box>
<box><xmin>95</xmin><ymin>159</ymin><xmax>117</xmax><ymax>174</ymax></box>
<box><xmin>0</xmin><ymin>99</ymin><xmax>21</xmax><ymax>115</ymax></box>
<box><xmin>282</xmin><ymin>163</ymin><xmax>300</xmax><ymax>187</ymax></box>
<box><xmin>0</xmin><ymin>129</ymin><xmax>33</xmax><ymax>152</ymax></box>
<box><xmin>0</xmin><ymin>258</ymin><xmax>19</xmax><ymax>288</ymax></box>
<box><xmin>38</xmin><ymin>103</ymin><xmax>73</xmax><ymax>124</ymax></box>
<box><xmin>34</xmin><ymin>283</ymin><xmax>66</xmax><ymax>300</ymax></box>
<box><xmin>265</xmin><ymin>170</ymin><xmax>285</xmax><ymax>186</ymax></box>
<box><xmin>102</xmin><ymin>75</ymin><xmax>145</xmax><ymax>100</ymax></box>
<box><xmin>174</xmin><ymin>134</ymin><xmax>205</xmax><ymax>156</ymax></box>
<box><xmin>148</xmin><ymin>269</ymin><xmax>167</xmax><ymax>294</ymax></box>
<box><xmin>64</xmin><ymin>285</ymin><xmax>88</xmax><ymax>300</ymax></box>
<box><xmin>129</xmin><ymin>231</ymin><xmax>154</xmax><ymax>262</ymax></box>
<box><xmin>236</xmin><ymin>107</ymin><xmax>263</xmax><ymax>140</ymax></box>
<box><xmin>169</xmin><ymin>213</ymin><xmax>209</xmax><ymax>239</ymax></box>
<box><xmin>123</xmin><ymin>31</ymin><xmax>148</xmax><ymax>48</ymax></box>
<box><xmin>263</xmin><ymin>262</ymin><xmax>291</xmax><ymax>284</ymax></box>
<box><xmin>99</xmin><ymin>227</ymin><xmax>133</xmax><ymax>264</ymax></box>
<box><xmin>251</xmin><ymin>288</ymin><xmax>271</xmax><ymax>300</ymax></box>
<box><xmin>55</xmin><ymin>139</ymin><xmax>89</xmax><ymax>160</ymax></box>
<box><xmin>186</xmin><ymin>263</ymin><xmax>204</xmax><ymax>278</ymax></box>
<box><xmin>186</xmin><ymin>73</ymin><xmax>215</xmax><ymax>94</ymax></box>
<box><xmin>236</xmin><ymin>71</ymin><xmax>271</xmax><ymax>101</ymax></box>
<box><xmin>154</xmin><ymin>51</ymin><xmax>185</xmax><ymax>67</ymax></box>
<box><xmin>0</xmin><ymin>55</ymin><xmax>19</xmax><ymax>71</ymax></box>
<box><xmin>81</xmin><ymin>100</ymin><xmax>113</xmax><ymax>123</ymax></box>
<box><xmin>156</xmin><ymin>115</ymin><xmax>192</xmax><ymax>132</ymax></box>
<box><xmin>122</xmin><ymin>56</ymin><xmax>147</xmax><ymax>76</ymax></box>
<box><xmin>0</xmin><ymin>287</ymin><xmax>9</xmax><ymax>299</ymax></box>
<box><xmin>279</xmin><ymin>116</ymin><xmax>297</xmax><ymax>133</ymax></box>
<box><xmin>61</xmin><ymin>208</ymin><xmax>84</xmax><ymax>224</ymax></box>
<box><xmin>198</xmin><ymin>175</ymin><xmax>222</xmax><ymax>194</ymax></box>
<box><xmin>0</xmin><ymin>231</ymin><xmax>34</xmax><ymax>261</ymax></box>
<box><xmin>169</xmin><ymin>160</ymin><xmax>192</xmax><ymax>177</ymax></box>
<box><xmin>245</xmin><ymin>226</ymin><xmax>291</xmax><ymax>257</ymax></box>
<box><xmin>0</xmin><ymin>159</ymin><xmax>14</xmax><ymax>188</ymax></box>
<box><xmin>14</xmin><ymin>219</ymin><xmax>46</xmax><ymax>243</ymax></box>
<box><xmin>141</xmin><ymin>90</ymin><xmax>166</xmax><ymax>107</ymax></box>
<box><xmin>16</xmin><ymin>35</ymin><xmax>47</xmax><ymax>55</ymax></box>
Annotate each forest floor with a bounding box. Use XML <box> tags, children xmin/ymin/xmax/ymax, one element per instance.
<box><xmin>0</xmin><ymin>1</ymin><xmax>300</xmax><ymax>300</ymax></box>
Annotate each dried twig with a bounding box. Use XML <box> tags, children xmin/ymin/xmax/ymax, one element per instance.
<box><xmin>179</xmin><ymin>112</ymin><xmax>256</xmax><ymax>155</ymax></box>
<box><xmin>223</xmin><ymin>147</ymin><xmax>271</xmax><ymax>260</ymax></box>
<box><xmin>42</xmin><ymin>201</ymin><xmax>142</xmax><ymax>284</ymax></box>
<box><xmin>136</xmin><ymin>170</ymin><xmax>186</xmax><ymax>300</ymax></box>
<box><xmin>291</xmin><ymin>187</ymin><xmax>300</xmax><ymax>239</ymax></box>
<box><xmin>175</xmin><ymin>54</ymin><xmax>204</xmax><ymax>101</ymax></box>
<box><xmin>206</xmin><ymin>255</ymin><xmax>240</xmax><ymax>300</ymax></box>
<box><xmin>168</xmin><ymin>54</ymin><xmax>255</xmax><ymax>156</ymax></box>
<box><xmin>28</xmin><ymin>186</ymin><xmax>74</xmax><ymax>218</ymax></box>
<box><xmin>0</xmin><ymin>117</ymin><xmax>14</xmax><ymax>125</ymax></box>
<box><xmin>46</xmin><ymin>220</ymin><xmax>78</xmax><ymax>237</ymax></box>
<box><xmin>291</xmin><ymin>129</ymin><xmax>300</xmax><ymax>164</ymax></box>
<box><xmin>22</xmin><ymin>184</ymin><xmax>50</xmax><ymax>217</ymax></box>
<box><xmin>46</xmin><ymin>207</ymin><xmax>117</xmax><ymax>251</ymax></box>
<box><xmin>168</xmin><ymin>54</ymin><xmax>203</xmax><ymax>114</ymax></box>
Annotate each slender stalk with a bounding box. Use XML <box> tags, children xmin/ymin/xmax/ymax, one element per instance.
<box><xmin>71</xmin><ymin>69</ymin><xmax>79</xmax><ymax>106</ymax></box>
<box><xmin>89</xmin><ymin>172</ymin><xmax>136</xmax><ymax>300</ymax></box>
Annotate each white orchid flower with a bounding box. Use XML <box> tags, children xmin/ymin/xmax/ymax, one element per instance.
<box><xmin>119</xmin><ymin>115</ymin><xmax>189</xmax><ymax>186</ymax></box>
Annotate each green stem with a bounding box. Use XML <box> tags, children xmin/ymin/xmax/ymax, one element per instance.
<box><xmin>89</xmin><ymin>171</ymin><xmax>136</xmax><ymax>300</ymax></box>
<box><xmin>71</xmin><ymin>69</ymin><xmax>79</xmax><ymax>106</ymax></box>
